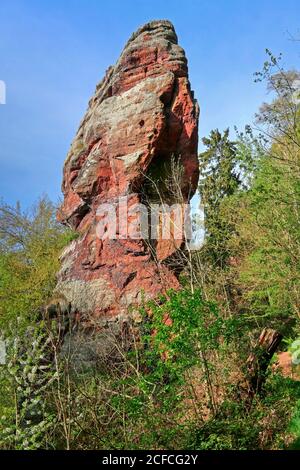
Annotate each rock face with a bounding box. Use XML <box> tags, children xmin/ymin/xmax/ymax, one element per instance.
<box><xmin>56</xmin><ymin>20</ymin><xmax>199</xmax><ymax>324</ymax></box>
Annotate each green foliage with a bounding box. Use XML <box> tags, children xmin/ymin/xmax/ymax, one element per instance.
<box><xmin>141</xmin><ymin>289</ymin><xmax>235</xmax><ymax>382</ymax></box>
<box><xmin>192</xmin><ymin>53</ymin><xmax>300</xmax><ymax>451</ymax></box>
<box><xmin>0</xmin><ymin>322</ymin><xmax>56</xmax><ymax>449</ymax></box>
<box><xmin>189</xmin><ymin>374</ymin><xmax>300</xmax><ymax>450</ymax></box>
<box><xmin>199</xmin><ymin>128</ymin><xmax>242</xmax><ymax>266</ymax></box>
<box><xmin>19</xmin><ymin>289</ymin><xmax>239</xmax><ymax>450</ymax></box>
<box><xmin>0</xmin><ymin>196</ymin><xmax>74</xmax><ymax>329</ymax></box>
<box><xmin>113</xmin><ymin>289</ymin><xmax>235</xmax><ymax>448</ymax></box>
<box><xmin>229</xmin><ymin>161</ymin><xmax>299</xmax><ymax>325</ymax></box>
<box><xmin>289</xmin><ymin>400</ymin><xmax>300</xmax><ymax>449</ymax></box>
<box><xmin>198</xmin><ymin>57</ymin><xmax>300</xmax><ymax>330</ymax></box>
<box><xmin>1</xmin><ymin>50</ymin><xmax>300</xmax><ymax>451</ymax></box>
<box><xmin>0</xmin><ymin>196</ymin><xmax>73</xmax><ymax>448</ymax></box>
<box><xmin>221</xmin><ymin>93</ymin><xmax>300</xmax><ymax>330</ymax></box>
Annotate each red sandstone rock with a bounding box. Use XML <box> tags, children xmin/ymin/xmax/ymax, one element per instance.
<box><xmin>56</xmin><ymin>20</ymin><xmax>199</xmax><ymax>323</ymax></box>
<box><xmin>275</xmin><ymin>351</ymin><xmax>300</xmax><ymax>380</ymax></box>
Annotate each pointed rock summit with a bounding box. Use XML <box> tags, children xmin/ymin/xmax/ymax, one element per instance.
<box><xmin>56</xmin><ymin>20</ymin><xmax>199</xmax><ymax>323</ymax></box>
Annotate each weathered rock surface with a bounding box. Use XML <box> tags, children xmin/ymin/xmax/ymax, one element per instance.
<box><xmin>56</xmin><ymin>20</ymin><xmax>199</xmax><ymax>324</ymax></box>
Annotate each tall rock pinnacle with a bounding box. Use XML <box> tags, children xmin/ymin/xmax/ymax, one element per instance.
<box><xmin>56</xmin><ymin>20</ymin><xmax>199</xmax><ymax>323</ymax></box>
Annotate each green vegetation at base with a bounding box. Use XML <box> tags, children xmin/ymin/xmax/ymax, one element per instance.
<box><xmin>0</xmin><ymin>51</ymin><xmax>300</xmax><ymax>450</ymax></box>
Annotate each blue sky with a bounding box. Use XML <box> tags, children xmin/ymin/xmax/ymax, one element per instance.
<box><xmin>0</xmin><ymin>0</ymin><xmax>299</xmax><ymax>208</ymax></box>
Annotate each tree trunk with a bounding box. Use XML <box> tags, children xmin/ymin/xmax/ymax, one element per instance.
<box><xmin>245</xmin><ymin>328</ymin><xmax>283</xmax><ymax>399</ymax></box>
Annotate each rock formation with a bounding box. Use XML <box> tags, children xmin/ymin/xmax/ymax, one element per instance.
<box><xmin>56</xmin><ymin>20</ymin><xmax>199</xmax><ymax>325</ymax></box>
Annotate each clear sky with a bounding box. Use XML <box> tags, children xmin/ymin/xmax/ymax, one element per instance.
<box><xmin>0</xmin><ymin>0</ymin><xmax>299</xmax><ymax>208</ymax></box>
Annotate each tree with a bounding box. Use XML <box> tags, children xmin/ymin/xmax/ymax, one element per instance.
<box><xmin>199</xmin><ymin>128</ymin><xmax>241</xmax><ymax>268</ymax></box>
<box><xmin>0</xmin><ymin>196</ymin><xmax>73</xmax><ymax>329</ymax></box>
<box><xmin>223</xmin><ymin>58</ymin><xmax>300</xmax><ymax>329</ymax></box>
